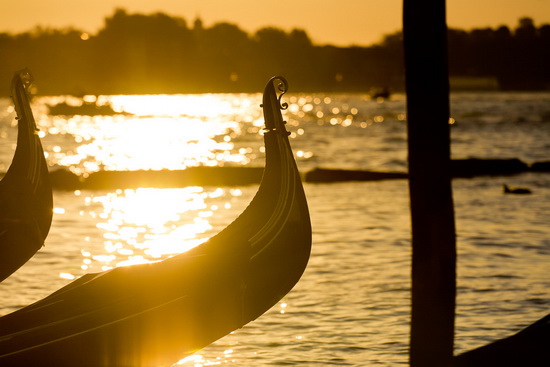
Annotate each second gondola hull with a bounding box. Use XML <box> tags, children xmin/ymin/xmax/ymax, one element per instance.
<box><xmin>0</xmin><ymin>70</ymin><xmax>52</xmax><ymax>283</ymax></box>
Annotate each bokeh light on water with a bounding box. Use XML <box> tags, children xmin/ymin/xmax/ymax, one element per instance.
<box><xmin>55</xmin><ymin>186</ymin><xmax>248</xmax><ymax>278</ymax></box>
<box><xmin>35</xmin><ymin>94</ymin><xmax>266</xmax><ymax>174</ymax></box>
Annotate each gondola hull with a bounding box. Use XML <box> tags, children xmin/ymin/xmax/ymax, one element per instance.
<box><xmin>0</xmin><ymin>70</ymin><xmax>53</xmax><ymax>283</ymax></box>
<box><xmin>0</xmin><ymin>76</ymin><xmax>311</xmax><ymax>367</ymax></box>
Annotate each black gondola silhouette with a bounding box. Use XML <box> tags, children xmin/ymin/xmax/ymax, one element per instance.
<box><xmin>0</xmin><ymin>76</ymin><xmax>312</xmax><ymax>367</ymax></box>
<box><xmin>0</xmin><ymin>69</ymin><xmax>53</xmax><ymax>283</ymax></box>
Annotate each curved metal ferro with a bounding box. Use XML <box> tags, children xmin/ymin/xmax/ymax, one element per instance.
<box><xmin>17</xmin><ymin>69</ymin><xmax>34</xmax><ymax>95</ymax></box>
<box><xmin>263</xmin><ymin>76</ymin><xmax>290</xmax><ymax>136</ymax></box>
<box><xmin>271</xmin><ymin>76</ymin><xmax>289</xmax><ymax>110</ymax></box>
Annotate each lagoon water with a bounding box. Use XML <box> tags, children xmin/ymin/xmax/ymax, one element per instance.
<box><xmin>1</xmin><ymin>91</ymin><xmax>549</xmax><ymax>366</ymax></box>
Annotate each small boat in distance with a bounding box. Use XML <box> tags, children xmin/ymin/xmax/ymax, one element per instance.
<box><xmin>0</xmin><ymin>76</ymin><xmax>312</xmax><ymax>367</ymax></box>
<box><xmin>503</xmin><ymin>184</ymin><xmax>532</xmax><ymax>194</ymax></box>
<box><xmin>47</xmin><ymin>99</ymin><xmax>131</xmax><ymax>116</ymax></box>
<box><xmin>370</xmin><ymin>87</ymin><xmax>391</xmax><ymax>101</ymax></box>
<box><xmin>0</xmin><ymin>69</ymin><xmax>53</xmax><ymax>283</ymax></box>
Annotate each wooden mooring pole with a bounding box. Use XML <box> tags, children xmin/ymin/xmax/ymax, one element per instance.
<box><xmin>403</xmin><ymin>1</ymin><xmax>457</xmax><ymax>366</ymax></box>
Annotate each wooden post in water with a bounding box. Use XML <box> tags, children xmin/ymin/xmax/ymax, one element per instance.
<box><xmin>403</xmin><ymin>1</ymin><xmax>456</xmax><ymax>366</ymax></box>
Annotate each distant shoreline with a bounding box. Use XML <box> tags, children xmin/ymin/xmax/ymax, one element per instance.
<box><xmin>1</xmin><ymin>10</ymin><xmax>548</xmax><ymax>96</ymax></box>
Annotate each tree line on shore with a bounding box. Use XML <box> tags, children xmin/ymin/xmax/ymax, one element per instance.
<box><xmin>0</xmin><ymin>9</ymin><xmax>548</xmax><ymax>96</ymax></box>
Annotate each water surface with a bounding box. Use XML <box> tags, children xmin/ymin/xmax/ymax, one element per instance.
<box><xmin>1</xmin><ymin>92</ymin><xmax>549</xmax><ymax>366</ymax></box>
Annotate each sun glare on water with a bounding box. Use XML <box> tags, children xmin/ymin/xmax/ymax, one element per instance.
<box><xmin>34</xmin><ymin>94</ymin><xmax>267</xmax><ymax>279</ymax></box>
<box><xmin>39</xmin><ymin>94</ymin><xmax>264</xmax><ymax>174</ymax></box>
<box><xmin>72</xmin><ymin>186</ymin><xmax>248</xmax><ymax>275</ymax></box>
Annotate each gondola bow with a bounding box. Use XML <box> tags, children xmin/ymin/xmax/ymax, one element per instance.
<box><xmin>0</xmin><ymin>76</ymin><xmax>311</xmax><ymax>367</ymax></box>
<box><xmin>0</xmin><ymin>69</ymin><xmax>53</xmax><ymax>283</ymax></box>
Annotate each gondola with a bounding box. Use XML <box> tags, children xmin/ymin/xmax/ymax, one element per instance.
<box><xmin>0</xmin><ymin>70</ymin><xmax>53</xmax><ymax>283</ymax></box>
<box><xmin>0</xmin><ymin>76</ymin><xmax>312</xmax><ymax>367</ymax></box>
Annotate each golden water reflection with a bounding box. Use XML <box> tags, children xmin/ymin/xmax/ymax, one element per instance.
<box><xmin>30</xmin><ymin>92</ymin><xmax>405</xmax><ymax>176</ymax></box>
<box><xmin>177</xmin><ymin>352</ymin><xmax>233</xmax><ymax>366</ymax></box>
<box><xmin>52</xmin><ymin>115</ymin><xmax>246</xmax><ymax>173</ymax></box>
<box><xmin>72</xmin><ymin>186</ymin><xmax>246</xmax><ymax>276</ymax></box>
<box><xmin>39</xmin><ymin>94</ymin><xmax>266</xmax><ymax>174</ymax></box>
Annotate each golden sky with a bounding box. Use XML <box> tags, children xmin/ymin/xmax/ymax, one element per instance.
<box><xmin>2</xmin><ymin>0</ymin><xmax>550</xmax><ymax>46</ymax></box>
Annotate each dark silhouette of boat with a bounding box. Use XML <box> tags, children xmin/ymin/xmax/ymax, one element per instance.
<box><xmin>47</xmin><ymin>100</ymin><xmax>131</xmax><ymax>116</ymax></box>
<box><xmin>369</xmin><ymin>87</ymin><xmax>391</xmax><ymax>100</ymax></box>
<box><xmin>503</xmin><ymin>184</ymin><xmax>532</xmax><ymax>194</ymax></box>
<box><xmin>0</xmin><ymin>76</ymin><xmax>312</xmax><ymax>367</ymax></box>
<box><xmin>0</xmin><ymin>70</ymin><xmax>53</xmax><ymax>283</ymax></box>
